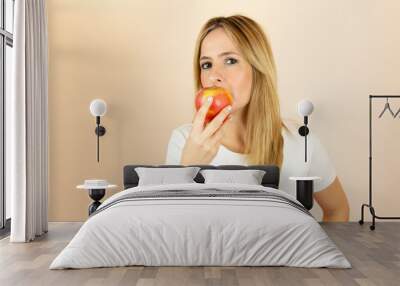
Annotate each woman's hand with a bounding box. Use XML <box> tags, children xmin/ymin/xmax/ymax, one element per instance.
<box><xmin>180</xmin><ymin>97</ymin><xmax>232</xmax><ymax>165</ymax></box>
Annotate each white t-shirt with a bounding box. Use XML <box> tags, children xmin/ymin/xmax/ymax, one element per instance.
<box><xmin>165</xmin><ymin>120</ymin><xmax>336</xmax><ymax>197</ymax></box>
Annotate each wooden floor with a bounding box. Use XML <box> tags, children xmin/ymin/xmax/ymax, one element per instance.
<box><xmin>0</xmin><ymin>222</ymin><xmax>399</xmax><ymax>286</ymax></box>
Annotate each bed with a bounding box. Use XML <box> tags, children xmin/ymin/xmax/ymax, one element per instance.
<box><xmin>49</xmin><ymin>164</ymin><xmax>351</xmax><ymax>269</ymax></box>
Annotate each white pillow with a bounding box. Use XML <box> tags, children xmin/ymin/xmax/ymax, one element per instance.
<box><xmin>200</xmin><ymin>169</ymin><xmax>266</xmax><ymax>185</ymax></box>
<box><xmin>135</xmin><ymin>167</ymin><xmax>201</xmax><ymax>186</ymax></box>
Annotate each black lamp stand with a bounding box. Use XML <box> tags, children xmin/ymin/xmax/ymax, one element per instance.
<box><xmin>94</xmin><ymin>116</ymin><xmax>106</xmax><ymax>162</ymax></box>
<box><xmin>298</xmin><ymin>116</ymin><xmax>310</xmax><ymax>162</ymax></box>
<box><xmin>294</xmin><ymin>116</ymin><xmax>315</xmax><ymax>210</ymax></box>
<box><xmin>88</xmin><ymin>188</ymin><xmax>105</xmax><ymax>215</ymax></box>
<box><xmin>296</xmin><ymin>180</ymin><xmax>314</xmax><ymax>210</ymax></box>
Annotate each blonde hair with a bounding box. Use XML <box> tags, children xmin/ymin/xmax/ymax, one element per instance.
<box><xmin>193</xmin><ymin>15</ymin><xmax>288</xmax><ymax>168</ymax></box>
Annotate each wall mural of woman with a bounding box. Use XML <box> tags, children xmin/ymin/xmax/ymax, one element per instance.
<box><xmin>166</xmin><ymin>15</ymin><xmax>350</xmax><ymax>221</ymax></box>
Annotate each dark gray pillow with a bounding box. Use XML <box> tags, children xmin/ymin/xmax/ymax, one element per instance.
<box><xmin>200</xmin><ymin>169</ymin><xmax>266</xmax><ymax>185</ymax></box>
<box><xmin>135</xmin><ymin>167</ymin><xmax>201</xmax><ymax>186</ymax></box>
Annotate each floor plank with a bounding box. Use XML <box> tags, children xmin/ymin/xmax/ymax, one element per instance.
<box><xmin>0</xmin><ymin>222</ymin><xmax>399</xmax><ymax>286</ymax></box>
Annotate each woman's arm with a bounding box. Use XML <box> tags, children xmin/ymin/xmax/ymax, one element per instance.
<box><xmin>313</xmin><ymin>176</ymin><xmax>350</xmax><ymax>222</ymax></box>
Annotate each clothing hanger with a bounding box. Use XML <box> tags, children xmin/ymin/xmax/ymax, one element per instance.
<box><xmin>394</xmin><ymin>106</ymin><xmax>400</xmax><ymax>118</ymax></box>
<box><xmin>378</xmin><ymin>97</ymin><xmax>395</xmax><ymax>118</ymax></box>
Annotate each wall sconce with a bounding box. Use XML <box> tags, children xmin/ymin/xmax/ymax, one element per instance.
<box><xmin>297</xmin><ymin>99</ymin><xmax>314</xmax><ymax>162</ymax></box>
<box><xmin>89</xmin><ymin>99</ymin><xmax>107</xmax><ymax>162</ymax></box>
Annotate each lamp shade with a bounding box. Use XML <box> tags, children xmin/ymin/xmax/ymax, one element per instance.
<box><xmin>297</xmin><ymin>100</ymin><xmax>314</xmax><ymax>116</ymax></box>
<box><xmin>90</xmin><ymin>99</ymin><xmax>107</xmax><ymax>117</ymax></box>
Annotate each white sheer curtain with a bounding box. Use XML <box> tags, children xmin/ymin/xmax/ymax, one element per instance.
<box><xmin>8</xmin><ymin>0</ymin><xmax>48</xmax><ymax>242</ymax></box>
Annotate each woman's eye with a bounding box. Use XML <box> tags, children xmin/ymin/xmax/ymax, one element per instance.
<box><xmin>200</xmin><ymin>62</ymin><xmax>211</xmax><ymax>70</ymax></box>
<box><xmin>225</xmin><ymin>58</ymin><xmax>238</xmax><ymax>65</ymax></box>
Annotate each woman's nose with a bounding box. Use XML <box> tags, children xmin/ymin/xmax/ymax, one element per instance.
<box><xmin>209</xmin><ymin>76</ymin><xmax>222</xmax><ymax>85</ymax></box>
<box><xmin>209</xmin><ymin>70</ymin><xmax>223</xmax><ymax>85</ymax></box>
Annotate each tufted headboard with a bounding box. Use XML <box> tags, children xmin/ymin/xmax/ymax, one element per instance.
<box><xmin>123</xmin><ymin>164</ymin><xmax>280</xmax><ymax>189</ymax></box>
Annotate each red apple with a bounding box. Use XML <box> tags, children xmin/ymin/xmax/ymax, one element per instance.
<box><xmin>195</xmin><ymin>87</ymin><xmax>233</xmax><ymax>125</ymax></box>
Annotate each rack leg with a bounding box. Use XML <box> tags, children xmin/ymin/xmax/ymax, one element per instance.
<box><xmin>369</xmin><ymin>206</ymin><xmax>376</xmax><ymax>231</ymax></box>
<box><xmin>359</xmin><ymin>205</ymin><xmax>363</xmax><ymax>225</ymax></box>
<box><xmin>359</xmin><ymin>204</ymin><xmax>367</xmax><ymax>225</ymax></box>
<box><xmin>359</xmin><ymin>204</ymin><xmax>377</xmax><ymax>230</ymax></box>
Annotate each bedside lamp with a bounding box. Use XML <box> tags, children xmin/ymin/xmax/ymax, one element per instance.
<box><xmin>291</xmin><ymin>99</ymin><xmax>319</xmax><ymax>210</ymax></box>
<box><xmin>297</xmin><ymin>99</ymin><xmax>314</xmax><ymax>162</ymax></box>
<box><xmin>89</xmin><ymin>99</ymin><xmax>107</xmax><ymax>162</ymax></box>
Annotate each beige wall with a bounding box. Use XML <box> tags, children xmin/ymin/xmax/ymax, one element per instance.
<box><xmin>48</xmin><ymin>0</ymin><xmax>400</xmax><ymax>221</ymax></box>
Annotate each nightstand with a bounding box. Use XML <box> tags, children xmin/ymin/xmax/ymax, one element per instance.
<box><xmin>77</xmin><ymin>180</ymin><xmax>117</xmax><ymax>215</ymax></box>
<box><xmin>289</xmin><ymin>176</ymin><xmax>321</xmax><ymax>210</ymax></box>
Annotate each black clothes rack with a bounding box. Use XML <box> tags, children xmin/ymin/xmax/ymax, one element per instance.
<box><xmin>359</xmin><ymin>95</ymin><xmax>400</xmax><ymax>230</ymax></box>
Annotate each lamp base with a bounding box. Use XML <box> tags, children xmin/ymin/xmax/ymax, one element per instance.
<box><xmin>298</xmin><ymin>126</ymin><xmax>309</xmax><ymax>136</ymax></box>
<box><xmin>95</xmin><ymin>126</ymin><xmax>106</xmax><ymax>136</ymax></box>
<box><xmin>296</xmin><ymin>180</ymin><xmax>314</xmax><ymax>210</ymax></box>
<box><xmin>88</xmin><ymin>189</ymin><xmax>106</xmax><ymax>215</ymax></box>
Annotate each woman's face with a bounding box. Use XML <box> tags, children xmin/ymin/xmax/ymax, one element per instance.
<box><xmin>199</xmin><ymin>28</ymin><xmax>253</xmax><ymax>113</ymax></box>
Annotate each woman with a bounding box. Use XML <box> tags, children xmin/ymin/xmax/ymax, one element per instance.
<box><xmin>166</xmin><ymin>15</ymin><xmax>349</xmax><ymax>222</ymax></box>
